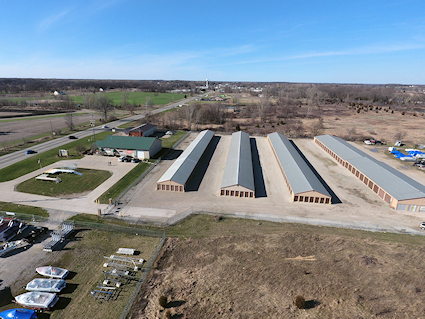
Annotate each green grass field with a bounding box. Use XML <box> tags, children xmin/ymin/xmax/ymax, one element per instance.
<box><xmin>70</xmin><ymin>91</ymin><xmax>186</xmax><ymax>106</ymax></box>
<box><xmin>16</xmin><ymin>168</ymin><xmax>112</xmax><ymax>197</ymax></box>
<box><xmin>0</xmin><ymin>131</ymin><xmax>113</xmax><ymax>182</ymax></box>
<box><xmin>97</xmin><ymin>162</ymin><xmax>151</xmax><ymax>204</ymax></box>
<box><xmin>0</xmin><ymin>201</ymin><xmax>48</xmax><ymax>217</ymax></box>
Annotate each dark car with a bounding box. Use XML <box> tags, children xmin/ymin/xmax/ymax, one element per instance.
<box><xmin>25</xmin><ymin>150</ymin><xmax>37</xmax><ymax>155</ymax></box>
<box><xmin>68</xmin><ymin>135</ymin><xmax>78</xmax><ymax>139</ymax></box>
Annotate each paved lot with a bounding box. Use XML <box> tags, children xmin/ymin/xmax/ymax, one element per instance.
<box><xmin>0</xmin><ymin>155</ymin><xmax>137</xmax><ymax>214</ymax></box>
<box><xmin>2</xmin><ymin>132</ymin><xmax>425</xmax><ymax>233</ymax></box>
<box><xmin>121</xmin><ymin>134</ymin><xmax>425</xmax><ymax>233</ymax></box>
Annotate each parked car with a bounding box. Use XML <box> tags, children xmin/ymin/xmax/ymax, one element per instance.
<box><xmin>395</xmin><ymin>140</ymin><xmax>403</xmax><ymax>147</ymax></box>
<box><xmin>102</xmin><ymin>125</ymin><xmax>108</xmax><ymax>128</ymax></box>
<box><xmin>131</xmin><ymin>158</ymin><xmax>140</xmax><ymax>163</ymax></box>
<box><xmin>68</xmin><ymin>135</ymin><xmax>78</xmax><ymax>139</ymax></box>
<box><xmin>25</xmin><ymin>150</ymin><xmax>37</xmax><ymax>155</ymax></box>
<box><xmin>420</xmin><ymin>222</ymin><xmax>425</xmax><ymax>230</ymax></box>
<box><xmin>364</xmin><ymin>139</ymin><xmax>375</xmax><ymax>145</ymax></box>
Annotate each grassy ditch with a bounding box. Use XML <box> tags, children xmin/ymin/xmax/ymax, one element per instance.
<box><xmin>0</xmin><ymin>201</ymin><xmax>48</xmax><ymax>217</ymax></box>
<box><xmin>0</xmin><ymin>131</ymin><xmax>112</xmax><ymax>182</ymax></box>
<box><xmin>97</xmin><ymin>162</ymin><xmax>151</xmax><ymax>204</ymax></box>
<box><xmin>16</xmin><ymin>168</ymin><xmax>112</xmax><ymax>197</ymax></box>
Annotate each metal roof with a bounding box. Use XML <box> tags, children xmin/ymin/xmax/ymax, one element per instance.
<box><xmin>129</xmin><ymin>123</ymin><xmax>156</xmax><ymax>133</ymax></box>
<box><xmin>315</xmin><ymin>134</ymin><xmax>425</xmax><ymax>200</ymax></box>
<box><xmin>96</xmin><ymin>135</ymin><xmax>158</xmax><ymax>151</ymax></box>
<box><xmin>268</xmin><ymin>132</ymin><xmax>331</xmax><ymax>197</ymax></box>
<box><xmin>221</xmin><ymin>131</ymin><xmax>255</xmax><ymax>191</ymax></box>
<box><xmin>158</xmin><ymin>130</ymin><xmax>215</xmax><ymax>185</ymax></box>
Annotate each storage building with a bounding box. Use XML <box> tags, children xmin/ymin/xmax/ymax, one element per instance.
<box><xmin>220</xmin><ymin>131</ymin><xmax>255</xmax><ymax>198</ymax></box>
<box><xmin>157</xmin><ymin>130</ymin><xmax>214</xmax><ymax>192</ymax></box>
<box><xmin>128</xmin><ymin>123</ymin><xmax>157</xmax><ymax>137</ymax></box>
<box><xmin>96</xmin><ymin>136</ymin><xmax>162</xmax><ymax>159</ymax></box>
<box><xmin>314</xmin><ymin>134</ymin><xmax>425</xmax><ymax>211</ymax></box>
<box><xmin>268</xmin><ymin>132</ymin><xmax>332</xmax><ymax>204</ymax></box>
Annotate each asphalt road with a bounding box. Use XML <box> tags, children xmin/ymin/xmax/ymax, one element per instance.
<box><xmin>0</xmin><ymin>95</ymin><xmax>202</xmax><ymax>170</ymax></box>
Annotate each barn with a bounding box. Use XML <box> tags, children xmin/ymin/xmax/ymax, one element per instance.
<box><xmin>220</xmin><ymin>131</ymin><xmax>255</xmax><ymax>198</ymax></box>
<box><xmin>156</xmin><ymin>130</ymin><xmax>215</xmax><ymax>192</ymax></box>
<box><xmin>128</xmin><ymin>123</ymin><xmax>157</xmax><ymax>137</ymax></box>
<box><xmin>314</xmin><ymin>134</ymin><xmax>425</xmax><ymax>211</ymax></box>
<box><xmin>268</xmin><ymin>132</ymin><xmax>332</xmax><ymax>204</ymax></box>
<box><xmin>96</xmin><ymin>136</ymin><xmax>162</xmax><ymax>159</ymax></box>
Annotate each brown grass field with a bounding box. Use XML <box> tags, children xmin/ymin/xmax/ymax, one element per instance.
<box><xmin>129</xmin><ymin>215</ymin><xmax>425</xmax><ymax>319</ymax></box>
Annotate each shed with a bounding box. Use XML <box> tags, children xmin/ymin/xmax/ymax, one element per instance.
<box><xmin>128</xmin><ymin>123</ymin><xmax>157</xmax><ymax>137</ymax></box>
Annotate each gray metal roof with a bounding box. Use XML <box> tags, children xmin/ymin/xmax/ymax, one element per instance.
<box><xmin>268</xmin><ymin>132</ymin><xmax>331</xmax><ymax>197</ymax></box>
<box><xmin>315</xmin><ymin>134</ymin><xmax>425</xmax><ymax>200</ymax></box>
<box><xmin>129</xmin><ymin>123</ymin><xmax>156</xmax><ymax>133</ymax></box>
<box><xmin>157</xmin><ymin>130</ymin><xmax>214</xmax><ymax>185</ymax></box>
<box><xmin>221</xmin><ymin>131</ymin><xmax>255</xmax><ymax>191</ymax></box>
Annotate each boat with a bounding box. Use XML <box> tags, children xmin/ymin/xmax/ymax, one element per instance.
<box><xmin>0</xmin><ymin>308</ymin><xmax>37</xmax><ymax>319</ymax></box>
<box><xmin>14</xmin><ymin>291</ymin><xmax>58</xmax><ymax>310</ymax></box>
<box><xmin>36</xmin><ymin>266</ymin><xmax>69</xmax><ymax>279</ymax></box>
<box><xmin>26</xmin><ymin>278</ymin><xmax>66</xmax><ymax>293</ymax></box>
<box><xmin>0</xmin><ymin>219</ymin><xmax>27</xmax><ymax>242</ymax></box>
<box><xmin>0</xmin><ymin>239</ymin><xmax>30</xmax><ymax>257</ymax></box>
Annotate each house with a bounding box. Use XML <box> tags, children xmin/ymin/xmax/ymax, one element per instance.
<box><xmin>128</xmin><ymin>123</ymin><xmax>157</xmax><ymax>137</ymax></box>
<box><xmin>96</xmin><ymin>136</ymin><xmax>162</xmax><ymax>159</ymax></box>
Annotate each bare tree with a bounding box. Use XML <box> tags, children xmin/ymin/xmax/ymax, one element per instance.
<box><xmin>95</xmin><ymin>95</ymin><xmax>114</xmax><ymax>120</ymax></box>
<box><xmin>121</xmin><ymin>91</ymin><xmax>129</xmax><ymax>110</ymax></box>
<box><xmin>65</xmin><ymin>113</ymin><xmax>74</xmax><ymax>130</ymax></box>
<box><xmin>256</xmin><ymin>94</ymin><xmax>270</xmax><ymax>122</ymax></box>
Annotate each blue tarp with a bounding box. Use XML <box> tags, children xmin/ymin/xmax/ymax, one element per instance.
<box><xmin>407</xmin><ymin>150</ymin><xmax>425</xmax><ymax>157</ymax></box>
<box><xmin>0</xmin><ymin>308</ymin><xmax>37</xmax><ymax>319</ymax></box>
<box><xmin>391</xmin><ymin>150</ymin><xmax>410</xmax><ymax>158</ymax></box>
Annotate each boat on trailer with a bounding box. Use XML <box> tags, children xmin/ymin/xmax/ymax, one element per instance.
<box><xmin>0</xmin><ymin>308</ymin><xmax>37</xmax><ymax>319</ymax></box>
<box><xmin>0</xmin><ymin>239</ymin><xmax>30</xmax><ymax>257</ymax></box>
<box><xmin>36</xmin><ymin>266</ymin><xmax>69</xmax><ymax>279</ymax></box>
<box><xmin>26</xmin><ymin>278</ymin><xmax>66</xmax><ymax>293</ymax></box>
<box><xmin>14</xmin><ymin>291</ymin><xmax>59</xmax><ymax>310</ymax></box>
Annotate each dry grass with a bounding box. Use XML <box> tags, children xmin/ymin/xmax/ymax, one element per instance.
<box><xmin>0</xmin><ymin>229</ymin><xmax>161</xmax><ymax>319</ymax></box>
<box><xmin>130</xmin><ymin>215</ymin><xmax>425</xmax><ymax>319</ymax></box>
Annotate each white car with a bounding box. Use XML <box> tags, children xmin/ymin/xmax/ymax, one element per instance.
<box><xmin>102</xmin><ymin>125</ymin><xmax>108</xmax><ymax>128</ymax></box>
<box><xmin>420</xmin><ymin>222</ymin><xmax>425</xmax><ymax>230</ymax></box>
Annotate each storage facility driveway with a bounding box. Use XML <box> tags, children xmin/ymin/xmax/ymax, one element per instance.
<box><xmin>122</xmin><ymin>135</ymin><xmax>425</xmax><ymax>233</ymax></box>
<box><xmin>0</xmin><ymin>156</ymin><xmax>136</xmax><ymax>214</ymax></box>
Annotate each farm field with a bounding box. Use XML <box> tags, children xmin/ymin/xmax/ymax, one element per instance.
<box><xmin>0</xmin><ymin>227</ymin><xmax>163</xmax><ymax>319</ymax></box>
<box><xmin>130</xmin><ymin>214</ymin><xmax>425</xmax><ymax>319</ymax></box>
<box><xmin>70</xmin><ymin>91</ymin><xmax>186</xmax><ymax>106</ymax></box>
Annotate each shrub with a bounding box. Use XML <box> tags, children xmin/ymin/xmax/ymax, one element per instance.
<box><xmin>295</xmin><ymin>295</ymin><xmax>305</xmax><ymax>309</ymax></box>
<box><xmin>76</xmin><ymin>144</ymin><xmax>86</xmax><ymax>155</ymax></box>
<box><xmin>165</xmin><ymin>310</ymin><xmax>172</xmax><ymax>319</ymax></box>
<box><xmin>159</xmin><ymin>295</ymin><xmax>168</xmax><ymax>308</ymax></box>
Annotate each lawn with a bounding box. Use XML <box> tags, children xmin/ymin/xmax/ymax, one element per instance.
<box><xmin>70</xmin><ymin>92</ymin><xmax>186</xmax><ymax>106</ymax></box>
<box><xmin>0</xmin><ymin>201</ymin><xmax>48</xmax><ymax>217</ymax></box>
<box><xmin>16</xmin><ymin>168</ymin><xmax>112</xmax><ymax>197</ymax></box>
<box><xmin>97</xmin><ymin>162</ymin><xmax>151</xmax><ymax>204</ymax></box>
<box><xmin>0</xmin><ymin>131</ymin><xmax>113</xmax><ymax>182</ymax></box>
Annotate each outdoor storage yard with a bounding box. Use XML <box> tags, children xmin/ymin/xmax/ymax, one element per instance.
<box><xmin>0</xmin><ymin>224</ymin><xmax>163</xmax><ymax>319</ymax></box>
<box><xmin>120</xmin><ymin>132</ymin><xmax>425</xmax><ymax>233</ymax></box>
<box><xmin>129</xmin><ymin>215</ymin><xmax>425</xmax><ymax>319</ymax></box>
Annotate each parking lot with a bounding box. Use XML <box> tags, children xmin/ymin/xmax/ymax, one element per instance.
<box><xmin>120</xmin><ymin>133</ymin><xmax>425</xmax><ymax>233</ymax></box>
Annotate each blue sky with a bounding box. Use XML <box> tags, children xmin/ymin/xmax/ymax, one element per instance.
<box><xmin>1</xmin><ymin>0</ymin><xmax>424</xmax><ymax>84</ymax></box>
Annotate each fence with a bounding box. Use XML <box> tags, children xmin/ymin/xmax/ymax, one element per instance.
<box><xmin>119</xmin><ymin>231</ymin><xmax>166</xmax><ymax>319</ymax></box>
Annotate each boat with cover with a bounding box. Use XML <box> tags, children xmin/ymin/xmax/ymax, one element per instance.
<box><xmin>36</xmin><ymin>266</ymin><xmax>68</xmax><ymax>279</ymax></box>
<box><xmin>0</xmin><ymin>308</ymin><xmax>37</xmax><ymax>319</ymax></box>
<box><xmin>0</xmin><ymin>239</ymin><xmax>30</xmax><ymax>257</ymax></box>
<box><xmin>26</xmin><ymin>278</ymin><xmax>66</xmax><ymax>293</ymax></box>
<box><xmin>14</xmin><ymin>291</ymin><xmax>58</xmax><ymax>310</ymax></box>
